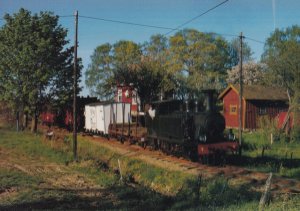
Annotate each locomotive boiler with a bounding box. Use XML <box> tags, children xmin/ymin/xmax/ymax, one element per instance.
<box><xmin>145</xmin><ymin>90</ymin><xmax>238</xmax><ymax>161</ymax></box>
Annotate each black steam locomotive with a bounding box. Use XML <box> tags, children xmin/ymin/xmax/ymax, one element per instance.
<box><xmin>145</xmin><ymin>90</ymin><xmax>238</xmax><ymax>162</ymax></box>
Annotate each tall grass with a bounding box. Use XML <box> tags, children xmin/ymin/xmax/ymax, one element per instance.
<box><xmin>1</xmin><ymin>127</ymin><xmax>300</xmax><ymax>210</ymax></box>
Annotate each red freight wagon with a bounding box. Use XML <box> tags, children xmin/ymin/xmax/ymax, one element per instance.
<box><xmin>41</xmin><ymin>112</ymin><xmax>56</xmax><ymax>125</ymax></box>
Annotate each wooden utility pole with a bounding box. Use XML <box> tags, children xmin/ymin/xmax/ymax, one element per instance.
<box><xmin>239</xmin><ymin>32</ymin><xmax>244</xmax><ymax>156</ymax></box>
<box><xmin>73</xmin><ymin>10</ymin><xmax>78</xmax><ymax>161</ymax></box>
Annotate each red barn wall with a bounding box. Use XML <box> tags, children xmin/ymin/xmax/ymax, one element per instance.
<box><xmin>222</xmin><ymin>89</ymin><xmax>242</xmax><ymax>129</ymax></box>
<box><xmin>245</xmin><ymin>101</ymin><xmax>257</xmax><ymax>129</ymax></box>
<box><xmin>245</xmin><ymin>100</ymin><xmax>288</xmax><ymax>129</ymax></box>
<box><xmin>221</xmin><ymin>87</ymin><xmax>289</xmax><ymax>130</ymax></box>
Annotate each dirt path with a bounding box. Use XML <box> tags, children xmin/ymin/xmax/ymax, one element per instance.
<box><xmin>86</xmin><ymin>134</ymin><xmax>300</xmax><ymax>194</ymax></box>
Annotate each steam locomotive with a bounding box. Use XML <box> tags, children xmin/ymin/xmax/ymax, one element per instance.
<box><xmin>145</xmin><ymin>90</ymin><xmax>238</xmax><ymax>161</ymax></box>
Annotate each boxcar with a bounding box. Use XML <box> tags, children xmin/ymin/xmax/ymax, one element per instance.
<box><xmin>84</xmin><ymin>102</ymin><xmax>131</xmax><ymax>135</ymax></box>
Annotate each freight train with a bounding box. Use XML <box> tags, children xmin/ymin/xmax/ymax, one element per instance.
<box><xmin>84</xmin><ymin>90</ymin><xmax>239</xmax><ymax>162</ymax></box>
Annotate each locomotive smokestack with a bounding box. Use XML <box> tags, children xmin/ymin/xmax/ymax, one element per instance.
<box><xmin>203</xmin><ymin>90</ymin><xmax>214</xmax><ymax>112</ymax></box>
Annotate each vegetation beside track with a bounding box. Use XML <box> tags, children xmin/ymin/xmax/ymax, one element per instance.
<box><xmin>0</xmin><ymin>124</ymin><xmax>300</xmax><ymax>210</ymax></box>
<box><xmin>238</xmin><ymin>128</ymin><xmax>300</xmax><ymax>180</ymax></box>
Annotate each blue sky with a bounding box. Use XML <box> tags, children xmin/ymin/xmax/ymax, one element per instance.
<box><xmin>1</xmin><ymin>0</ymin><xmax>300</xmax><ymax>96</ymax></box>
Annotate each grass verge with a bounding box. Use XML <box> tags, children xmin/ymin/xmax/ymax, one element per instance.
<box><xmin>0</xmin><ymin>126</ymin><xmax>299</xmax><ymax>210</ymax></box>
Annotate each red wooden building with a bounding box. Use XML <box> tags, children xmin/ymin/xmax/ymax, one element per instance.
<box><xmin>114</xmin><ymin>84</ymin><xmax>140</xmax><ymax>113</ymax></box>
<box><xmin>218</xmin><ymin>84</ymin><xmax>289</xmax><ymax>130</ymax></box>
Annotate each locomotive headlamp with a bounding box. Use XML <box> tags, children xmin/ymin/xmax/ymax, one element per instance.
<box><xmin>228</xmin><ymin>129</ymin><xmax>235</xmax><ymax>141</ymax></box>
<box><xmin>228</xmin><ymin>133</ymin><xmax>235</xmax><ymax>141</ymax></box>
<box><xmin>199</xmin><ymin>134</ymin><xmax>207</xmax><ymax>143</ymax></box>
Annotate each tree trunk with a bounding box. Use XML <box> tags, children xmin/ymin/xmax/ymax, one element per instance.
<box><xmin>31</xmin><ymin>109</ymin><xmax>38</xmax><ymax>133</ymax></box>
<box><xmin>16</xmin><ymin>111</ymin><xmax>19</xmax><ymax>132</ymax></box>
<box><xmin>23</xmin><ymin>112</ymin><xmax>28</xmax><ymax>129</ymax></box>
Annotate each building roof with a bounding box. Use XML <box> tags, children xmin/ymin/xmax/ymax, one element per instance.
<box><xmin>219</xmin><ymin>84</ymin><xmax>289</xmax><ymax>101</ymax></box>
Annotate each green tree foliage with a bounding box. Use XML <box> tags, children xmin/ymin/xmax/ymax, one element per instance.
<box><xmin>85</xmin><ymin>29</ymin><xmax>254</xmax><ymax>102</ymax></box>
<box><xmin>86</xmin><ymin>38</ymin><xmax>166</xmax><ymax>104</ymax></box>
<box><xmin>262</xmin><ymin>25</ymin><xmax>300</xmax><ymax>141</ymax></box>
<box><xmin>143</xmin><ymin>34</ymin><xmax>173</xmax><ymax>100</ymax></box>
<box><xmin>228</xmin><ymin>38</ymin><xmax>253</xmax><ymax>67</ymax></box>
<box><xmin>167</xmin><ymin>29</ymin><xmax>232</xmax><ymax>97</ymax></box>
<box><xmin>85</xmin><ymin>43</ymin><xmax>113</xmax><ymax>100</ymax></box>
<box><xmin>0</xmin><ymin>8</ymin><xmax>80</xmax><ymax>131</ymax></box>
<box><xmin>50</xmin><ymin>49</ymin><xmax>82</xmax><ymax>110</ymax></box>
<box><xmin>112</xmin><ymin>40</ymin><xmax>142</xmax><ymax>86</ymax></box>
<box><xmin>262</xmin><ymin>25</ymin><xmax>300</xmax><ymax>98</ymax></box>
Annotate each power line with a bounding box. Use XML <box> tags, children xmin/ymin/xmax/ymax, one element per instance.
<box><xmin>212</xmin><ymin>32</ymin><xmax>265</xmax><ymax>44</ymax></box>
<box><xmin>58</xmin><ymin>15</ymin><xmax>74</xmax><ymax>18</ymax></box>
<box><xmin>209</xmin><ymin>32</ymin><xmax>238</xmax><ymax>38</ymax></box>
<box><xmin>0</xmin><ymin>15</ymin><xmax>73</xmax><ymax>21</ymax></box>
<box><xmin>79</xmin><ymin>15</ymin><xmax>177</xmax><ymax>31</ymax></box>
<box><xmin>1</xmin><ymin>12</ymin><xmax>266</xmax><ymax>45</ymax></box>
<box><xmin>244</xmin><ymin>36</ymin><xmax>265</xmax><ymax>44</ymax></box>
<box><xmin>164</xmin><ymin>0</ymin><xmax>229</xmax><ymax>35</ymax></box>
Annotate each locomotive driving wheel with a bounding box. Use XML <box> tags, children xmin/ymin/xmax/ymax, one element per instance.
<box><xmin>184</xmin><ymin>146</ymin><xmax>198</xmax><ymax>162</ymax></box>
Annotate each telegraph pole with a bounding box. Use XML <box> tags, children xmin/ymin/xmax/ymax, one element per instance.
<box><xmin>73</xmin><ymin>10</ymin><xmax>78</xmax><ymax>161</ymax></box>
<box><xmin>238</xmin><ymin>32</ymin><xmax>244</xmax><ymax>156</ymax></box>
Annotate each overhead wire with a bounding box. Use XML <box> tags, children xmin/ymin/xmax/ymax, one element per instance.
<box><xmin>0</xmin><ymin>12</ymin><xmax>266</xmax><ymax>45</ymax></box>
<box><xmin>58</xmin><ymin>15</ymin><xmax>74</xmax><ymax>18</ymax></box>
<box><xmin>164</xmin><ymin>0</ymin><xmax>229</xmax><ymax>35</ymax></box>
<box><xmin>79</xmin><ymin>15</ymin><xmax>177</xmax><ymax>31</ymax></box>
<box><xmin>244</xmin><ymin>36</ymin><xmax>265</xmax><ymax>44</ymax></box>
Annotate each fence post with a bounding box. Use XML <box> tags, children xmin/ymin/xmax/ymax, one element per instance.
<box><xmin>259</xmin><ymin>172</ymin><xmax>273</xmax><ymax>210</ymax></box>
<box><xmin>270</xmin><ymin>133</ymin><xmax>273</xmax><ymax>145</ymax></box>
<box><xmin>118</xmin><ymin>159</ymin><xmax>123</xmax><ymax>182</ymax></box>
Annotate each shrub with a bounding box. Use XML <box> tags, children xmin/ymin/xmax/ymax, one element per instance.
<box><xmin>257</xmin><ymin>116</ymin><xmax>283</xmax><ymax>145</ymax></box>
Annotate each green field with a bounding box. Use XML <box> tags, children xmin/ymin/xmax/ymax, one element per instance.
<box><xmin>0</xmin><ymin>124</ymin><xmax>300</xmax><ymax>210</ymax></box>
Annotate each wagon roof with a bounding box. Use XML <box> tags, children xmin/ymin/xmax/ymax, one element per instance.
<box><xmin>86</xmin><ymin>101</ymin><xmax>131</xmax><ymax>106</ymax></box>
<box><xmin>218</xmin><ymin>84</ymin><xmax>289</xmax><ymax>101</ymax></box>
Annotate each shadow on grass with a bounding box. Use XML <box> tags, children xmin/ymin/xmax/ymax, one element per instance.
<box><xmin>1</xmin><ymin>180</ymin><xmax>261</xmax><ymax>210</ymax></box>
<box><xmin>172</xmin><ymin>176</ymin><xmax>260</xmax><ymax>210</ymax></box>
<box><xmin>227</xmin><ymin>155</ymin><xmax>300</xmax><ymax>170</ymax></box>
<box><xmin>0</xmin><ymin>185</ymin><xmax>174</xmax><ymax>210</ymax></box>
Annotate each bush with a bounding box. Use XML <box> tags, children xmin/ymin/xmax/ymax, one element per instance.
<box><xmin>257</xmin><ymin>116</ymin><xmax>285</xmax><ymax>145</ymax></box>
<box><xmin>290</xmin><ymin>125</ymin><xmax>300</xmax><ymax>142</ymax></box>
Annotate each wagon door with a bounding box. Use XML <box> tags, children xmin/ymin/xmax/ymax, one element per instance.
<box><xmin>96</xmin><ymin>105</ymin><xmax>105</xmax><ymax>133</ymax></box>
<box><xmin>84</xmin><ymin>105</ymin><xmax>91</xmax><ymax>131</ymax></box>
<box><xmin>103</xmin><ymin>104</ymin><xmax>111</xmax><ymax>135</ymax></box>
<box><xmin>90</xmin><ymin>106</ymin><xmax>97</xmax><ymax>131</ymax></box>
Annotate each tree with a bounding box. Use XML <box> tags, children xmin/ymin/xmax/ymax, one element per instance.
<box><xmin>228</xmin><ymin>38</ymin><xmax>253</xmax><ymax>67</ymax></box>
<box><xmin>85</xmin><ymin>29</ymin><xmax>254</xmax><ymax>103</ymax></box>
<box><xmin>262</xmin><ymin>25</ymin><xmax>300</xmax><ymax>141</ymax></box>
<box><xmin>85</xmin><ymin>43</ymin><xmax>113</xmax><ymax>100</ymax></box>
<box><xmin>112</xmin><ymin>40</ymin><xmax>142</xmax><ymax>85</ymax></box>
<box><xmin>167</xmin><ymin>29</ymin><xmax>232</xmax><ymax>97</ymax></box>
<box><xmin>262</xmin><ymin>25</ymin><xmax>300</xmax><ymax>98</ymax></box>
<box><xmin>86</xmin><ymin>38</ymin><xmax>168</xmax><ymax>105</ymax></box>
<box><xmin>142</xmin><ymin>34</ymin><xmax>174</xmax><ymax>100</ymax></box>
<box><xmin>50</xmin><ymin>48</ymin><xmax>82</xmax><ymax>110</ymax></box>
<box><xmin>226</xmin><ymin>61</ymin><xmax>267</xmax><ymax>85</ymax></box>
<box><xmin>0</xmin><ymin>8</ymin><xmax>79</xmax><ymax>132</ymax></box>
